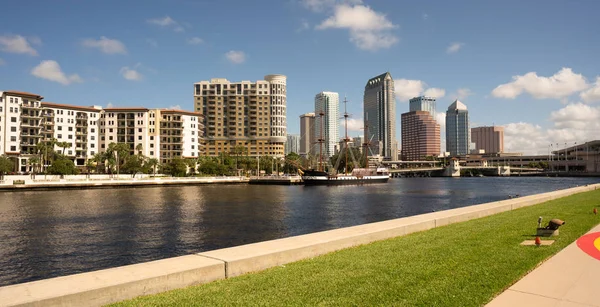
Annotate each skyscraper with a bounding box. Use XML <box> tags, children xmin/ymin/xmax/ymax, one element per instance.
<box><xmin>401</xmin><ymin>111</ymin><xmax>440</xmax><ymax>161</ymax></box>
<box><xmin>314</xmin><ymin>92</ymin><xmax>339</xmax><ymax>158</ymax></box>
<box><xmin>364</xmin><ymin>72</ymin><xmax>396</xmax><ymax>159</ymax></box>
<box><xmin>299</xmin><ymin>112</ymin><xmax>315</xmax><ymax>157</ymax></box>
<box><xmin>445</xmin><ymin>100</ymin><xmax>470</xmax><ymax>156</ymax></box>
<box><xmin>193</xmin><ymin>74</ymin><xmax>287</xmax><ymax>158</ymax></box>
<box><xmin>471</xmin><ymin>126</ymin><xmax>504</xmax><ymax>154</ymax></box>
<box><xmin>285</xmin><ymin>134</ymin><xmax>300</xmax><ymax>155</ymax></box>
<box><xmin>409</xmin><ymin>96</ymin><xmax>436</xmax><ymax>115</ymax></box>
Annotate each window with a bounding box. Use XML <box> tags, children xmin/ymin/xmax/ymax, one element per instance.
<box><xmin>10</xmin><ymin>136</ymin><xmax>16</xmax><ymax>142</ymax></box>
<box><xmin>91</xmin><ymin>136</ymin><xmax>95</xmax><ymax>140</ymax></box>
<box><xmin>11</xmin><ymin>117</ymin><xmax>16</xmax><ymax>122</ymax></box>
<box><xmin>138</xmin><ymin>136</ymin><xmax>142</xmax><ymax>140</ymax></box>
<box><xmin>58</xmin><ymin>134</ymin><xmax>62</xmax><ymax>138</ymax></box>
<box><xmin>109</xmin><ymin>128</ymin><xmax>113</xmax><ymax>133</ymax></box>
<box><xmin>91</xmin><ymin>151</ymin><xmax>95</xmax><ymax>155</ymax></box>
<box><xmin>10</xmin><ymin>146</ymin><xmax>16</xmax><ymax>151</ymax></box>
<box><xmin>91</xmin><ymin>128</ymin><xmax>95</xmax><ymax>133</ymax></box>
<box><xmin>68</xmin><ymin>135</ymin><xmax>73</xmax><ymax>139</ymax></box>
<box><xmin>10</xmin><ymin>127</ymin><xmax>16</xmax><ymax>132</ymax></box>
<box><xmin>91</xmin><ymin>144</ymin><xmax>95</xmax><ymax>148</ymax></box>
<box><xmin>109</xmin><ymin>136</ymin><xmax>113</xmax><ymax>140</ymax></box>
<box><xmin>150</xmin><ymin>151</ymin><xmax>154</xmax><ymax>155</ymax></box>
<box><xmin>68</xmin><ymin>127</ymin><xmax>73</xmax><ymax>131</ymax></box>
<box><xmin>138</xmin><ymin>128</ymin><xmax>142</xmax><ymax>133</ymax></box>
<box><xmin>58</xmin><ymin>126</ymin><xmax>62</xmax><ymax>131</ymax></box>
<box><xmin>150</xmin><ymin>143</ymin><xmax>154</xmax><ymax>148</ymax></box>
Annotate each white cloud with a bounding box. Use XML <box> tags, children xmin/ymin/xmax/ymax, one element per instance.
<box><xmin>394</xmin><ymin>79</ymin><xmax>425</xmax><ymax>101</ymax></box>
<box><xmin>174</xmin><ymin>26</ymin><xmax>185</xmax><ymax>33</ymax></box>
<box><xmin>502</xmin><ymin>103</ymin><xmax>600</xmax><ymax>154</ymax></box>
<box><xmin>187</xmin><ymin>37</ymin><xmax>204</xmax><ymax>45</ymax></box>
<box><xmin>435</xmin><ymin>112</ymin><xmax>446</xmax><ymax>128</ymax></box>
<box><xmin>342</xmin><ymin>118</ymin><xmax>363</xmax><ymax>132</ymax></box>
<box><xmin>120</xmin><ymin>66</ymin><xmax>143</xmax><ymax>81</ymax></box>
<box><xmin>225</xmin><ymin>50</ymin><xmax>246</xmax><ymax>64</ymax></box>
<box><xmin>106</xmin><ymin>102</ymin><xmax>114</xmax><ymax>108</ymax></box>
<box><xmin>0</xmin><ymin>35</ymin><xmax>38</xmax><ymax>56</ymax></box>
<box><xmin>147</xmin><ymin>16</ymin><xmax>176</xmax><ymax>26</ymax></box>
<box><xmin>491</xmin><ymin>67</ymin><xmax>588</xmax><ymax>100</ymax></box>
<box><xmin>423</xmin><ymin>88</ymin><xmax>446</xmax><ymax>99</ymax></box>
<box><xmin>81</xmin><ymin>36</ymin><xmax>127</xmax><ymax>54</ymax></box>
<box><xmin>451</xmin><ymin>88</ymin><xmax>473</xmax><ymax>100</ymax></box>
<box><xmin>301</xmin><ymin>0</ymin><xmax>363</xmax><ymax>12</ymax></box>
<box><xmin>31</xmin><ymin>60</ymin><xmax>83</xmax><ymax>85</ymax></box>
<box><xmin>394</xmin><ymin>79</ymin><xmax>446</xmax><ymax>102</ymax></box>
<box><xmin>580</xmin><ymin>77</ymin><xmax>600</xmax><ymax>103</ymax></box>
<box><xmin>422</xmin><ymin>13</ymin><xmax>429</xmax><ymax>20</ymax></box>
<box><xmin>168</xmin><ymin>105</ymin><xmax>182</xmax><ymax>110</ymax></box>
<box><xmin>446</xmin><ymin>42</ymin><xmax>464</xmax><ymax>54</ymax></box>
<box><xmin>28</xmin><ymin>36</ymin><xmax>42</xmax><ymax>45</ymax></box>
<box><xmin>146</xmin><ymin>39</ymin><xmax>158</xmax><ymax>47</ymax></box>
<box><xmin>316</xmin><ymin>4</ymin><xmax>398</xmax><ymax>51</ymax></box>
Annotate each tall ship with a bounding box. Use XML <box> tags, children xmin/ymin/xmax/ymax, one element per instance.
<box><xmin>300</xmin><ymin>98</ymin><xmax>390</xmax><ymax>185</ymax></box>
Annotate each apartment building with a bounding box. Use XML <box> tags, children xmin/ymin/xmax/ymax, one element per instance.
<box><xmin>193</xmin><ymin>74</ymin><xmax>287</xmax><ymax>158</ymax></box>
<box><xmin>99</xmin><ymin>108</ymin><xmax>152</xmax><ymax>157</ymax></box>
<box><xmin>154</xmin><ymin>109</ymin><xmax>204</xmax><ymax>164</ymax></box>
<box><xmin>41</xmin><ymin>102</ymin><xmax>102</xmax><ymax>166</ymax></box>
<box><xmin>0</xmin><ymin>91</ymin><xmax>44</xmax><ymax>172</ymax></box>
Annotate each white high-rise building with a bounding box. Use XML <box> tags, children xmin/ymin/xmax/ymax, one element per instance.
<box><xmin>364</xmin><ymin>72</ymin><xmax>396</xmax><ymax>160</ymax></box>
<box><xmin>314</xmin><ymin>92</ymin><xmax>339</xmax><ymax>158</ymax></box>
<box><xmin>285</xmin><ymin>134</ymin><xmax>300</xmax><ymax>155</ymax></box>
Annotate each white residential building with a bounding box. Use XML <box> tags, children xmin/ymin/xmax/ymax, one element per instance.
<box><xmin>314</xmin><ymin>91</ymin><xmax>339</xmax><ymax>158</ymax></box>
<box><xmin>285</xmin><ymin>134</ymin><xmax>300</xmax><ymax>155</ymax></box>
<box><xmin>41</xmin><ymin>102</ymin><xmax>102</xmax><ymax>165</ymax></box>
<box><xmin>155</xmin><ymin>109</ymin><xmax>204</xmax><ymax>164</ymax></box>
<box><xmin>0</xmin><ymin>91</ymin><xmax>44</xmax><ymax>172</ymax></box>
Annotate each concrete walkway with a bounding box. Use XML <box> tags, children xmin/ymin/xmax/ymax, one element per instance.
<box><xmin>487</xmin><ymin>224</ymin><xmax>600</xmax><ymax>307</ymax></box>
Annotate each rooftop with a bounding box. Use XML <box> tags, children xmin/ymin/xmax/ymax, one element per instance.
<box><xmin>448</xmin><ymin>100</ymin><xmax>468</xmax><ymax>111</ymax></box>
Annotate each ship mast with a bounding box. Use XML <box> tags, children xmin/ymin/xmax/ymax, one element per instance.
<box><xmin>343</xmin><ymin>97</ymin><xmax>350</xmax><ymax>175</ymax></box>
<box><xmin>363</xmin><ymin>114</ymin><xmax>369</xmax><ymax>168</ymax></box>
<box><xmin>318</xmin><ymin>110</ymin><xmax>325</xmax><ymax>172</ymax></box>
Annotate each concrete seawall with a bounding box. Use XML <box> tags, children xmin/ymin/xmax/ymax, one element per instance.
<box><xmin>1</xmin><ymin>183</ymin><xmax>598</xmax><ymax>306</ymax></box>
<box><xmin>0</xmin><ymin>176</ymin><xmax>248</xmax><ymax>191</ymax></box>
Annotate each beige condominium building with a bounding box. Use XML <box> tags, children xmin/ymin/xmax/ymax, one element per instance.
<box><xmin>152</xmin><ymin>109</ymin><xmax>204</xmax><ymax>164</ymax></box>
<box><xmin>471</xmin><ymin>126</ymin><xmax>504</xmax><ymax>154</ymax></box>
<box><xmin>194</xmin><ymin>74</ymin><xmax>287</xmax><ymax>157</ymax></box>
<box><xmin>100</xmin><ymin>108</ymin><xmax>152</xmax><ymax>157</ymax></box>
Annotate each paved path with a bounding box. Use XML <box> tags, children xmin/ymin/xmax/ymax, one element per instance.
<box><xmin>487</xmin><ymin>224</ymin><xmax>600</xmax><ymax>307</ymax></box>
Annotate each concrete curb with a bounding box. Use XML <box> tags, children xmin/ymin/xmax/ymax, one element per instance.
<box><xmin>1</xmin><ymin>183</ymin><xmax>598</xmax><ymax>306</ymax></box>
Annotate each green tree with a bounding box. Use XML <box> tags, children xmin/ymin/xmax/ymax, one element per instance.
<box><xmin>146</xmin><ymin>158</ymin><xmax>159</xmax><ymax>176</ymax></box>
<box><xmin>47</xmin><ymin>158</ymin><xmax>79</xmax><ymax>176</ymax></box>
<box><xmin>122</xmin><ymin>154</ymin><xmax>145</xmax><ymax>178</ymax></box>
<box><xmin>0</xmin><ymin>155</ymin><xmax>14</xmax><ymax>180</ymax></box>
<box><xmin>283</xmin><ymin>152</ymin><xmax>302</xmax><ymax>174</ymax></box>
<box><xmin>163</xmin><ymin>157</ymin><xmax>188</xmax><ymax>177</ymax></box>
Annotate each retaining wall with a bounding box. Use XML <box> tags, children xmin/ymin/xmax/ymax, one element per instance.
<box><xmin>1</xmin><ymin>183</ymin><xmax>598</xmax><ymax>306</ymax></box>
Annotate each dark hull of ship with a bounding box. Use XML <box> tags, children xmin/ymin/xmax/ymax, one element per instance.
<box><xmin>301</xmin><ymin>175</ymin><xmax>389</xmax><ymax>185</ymax></box>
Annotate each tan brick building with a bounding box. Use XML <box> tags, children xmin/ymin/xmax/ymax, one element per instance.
<box><xmin>193</xmin><ymin>75</ymin><xmax>287</xmax><ymax>157</ymax></box>
<box><xmin>471</xmin><ymin>126</ymin><xmax>504</xmax><ymax>154</ymax></box>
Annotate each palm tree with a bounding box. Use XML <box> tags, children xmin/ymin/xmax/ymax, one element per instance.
<box><xmin>29</xmin><ymin>156</ymin><xmax>40</xmax><ymax>178</ymax></box>
<box><xmin>146</xmin><ymin>158</ymin><xmax>159</xmax><ymax>176</ymax></box>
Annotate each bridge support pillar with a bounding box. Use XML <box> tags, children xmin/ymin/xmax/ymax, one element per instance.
<box><xmin>443</xmin><ymin>159</ymin><xmax>461</xmax><ymax>177</ymax></box>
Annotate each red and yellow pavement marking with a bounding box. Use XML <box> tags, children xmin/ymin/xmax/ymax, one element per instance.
<box><xmin>577</xmin><ymin>232</ymin><xmax>600</xmax><ymax>261</ymax></box>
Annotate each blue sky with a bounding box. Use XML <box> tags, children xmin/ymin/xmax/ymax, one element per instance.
<box><xmin>1</xmin><ymin>0</ymin><xmax>599</xmax><ymax>154</ymax></box>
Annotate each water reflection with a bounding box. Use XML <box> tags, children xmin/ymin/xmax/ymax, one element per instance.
<box><xmin>0</xmin><ymin>177</ymin><xmax>597</xmax><ymax>286</ymax></box>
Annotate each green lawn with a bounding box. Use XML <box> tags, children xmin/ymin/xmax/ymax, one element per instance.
<box><xmin>112</xmin><ymin>189</ymin><xmax>600</xmax><ymax>307</ymax></box>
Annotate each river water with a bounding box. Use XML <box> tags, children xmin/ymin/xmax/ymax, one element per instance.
<box><xmin>0</xmin><ymin>177</ymin><xmax>597</xmax><ymax>286</ymax></box>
